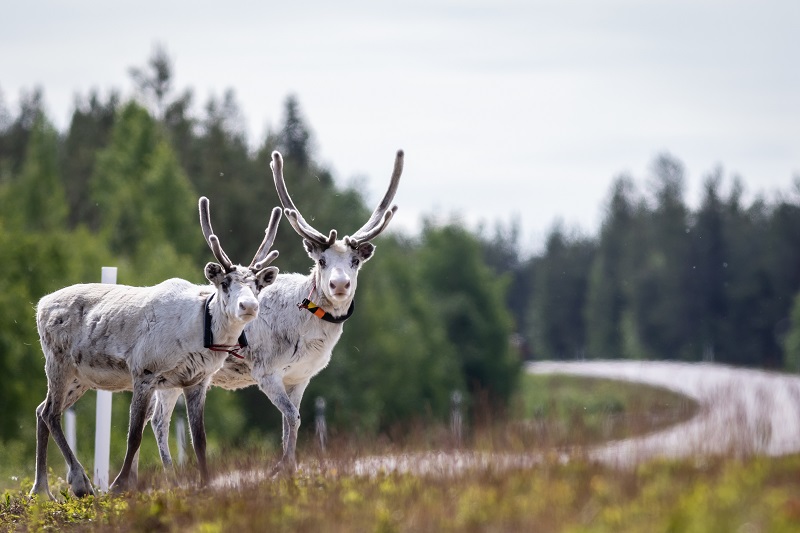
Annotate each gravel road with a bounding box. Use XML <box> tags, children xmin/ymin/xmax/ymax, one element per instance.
<box><xmin>214</xmin><ymin>360</ymin><xmax>800</xmax><ymax>486</ymax></box>
<box><xmin>528</xmin><ymin>360</ymin><xmax>800</xmax><ymax>466</ymax></box>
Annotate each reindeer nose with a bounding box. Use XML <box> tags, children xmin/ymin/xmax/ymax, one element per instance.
<box><xmin>239</xmin><ymin>299</ymin><xmax>259</xmax><ymax>314</ymax></box>
<box><xmin>329</xmin><ymin>270</ymin><xmax>351</xmax><ymax>293</ymax></box>
<box><xmin>329</xmin><ymin>279</ymin><xmax>351</xmax><ymax>291</ymax></box>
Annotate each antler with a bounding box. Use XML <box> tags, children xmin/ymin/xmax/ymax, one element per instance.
<box><xmin>344</xmin><ymin>149</ymin><xmax>403</xmax><ymax>248</ymax></box>
<box><xmin>271</xmin><ymin>151</ymin><xmax>337</xmax><ymax>248</ymax></box>
<box><xmin>199</xmin><ymin>196</ymin><xmax>235</xmax><ymax>272</ymax></box>
<box><xmin>249</xmin><ymin>206</ymin><xmax>282</xmax><ymax>271</ymax></box>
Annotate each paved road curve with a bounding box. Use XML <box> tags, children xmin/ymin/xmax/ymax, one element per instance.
<box><xmin>529</xmin><ymin>360</ymin><xmax>800</xmax><ymax>466</ymax></box>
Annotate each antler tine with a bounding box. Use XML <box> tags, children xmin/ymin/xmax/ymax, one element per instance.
<box><xmin>250</xmin><ymin>206</ymin><xmax>283</xmax><ymax>270</ymax></box>
<box><xmin>347</xmin><ymin>149</ymin><xmax>404</xmax><ymax>246</ymax></box>
<box><xmin>199</xmin><ymin>196</ymin><xmax>234</xmax><ymax>272</ymax></box>
<box><xmin>344</xmin><ymin>206</ymin><xmax>398</xmax><ymax>248</ymax></box>
<box><xmin>270</xmin><ymin>151</ymin><xmax>336</xmax><ymax>248</ymax></box>
<box><xmin>199</xmin><ymin>196</ymin><xmax>214</xmax><ymax>244</ymax></box>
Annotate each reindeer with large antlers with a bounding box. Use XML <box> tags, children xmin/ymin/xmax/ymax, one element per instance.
<box><xmin>30</xmin><ymin>198</ymin><xmax>281</xmax><ymax>499</ymax></box>
<box><xmin>151</xmin><ymin>150</ymin><xmax>403</xmax><ymax>476</ymax></box>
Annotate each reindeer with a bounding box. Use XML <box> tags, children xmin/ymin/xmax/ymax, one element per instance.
<box><xmin>30</xmin><ymin>198</ymin><xmax>282</xmax><ymax>499</ymax></box>
<box><xmin>150</xmin><ymin>150</ymin><xmax>403</xmax><ymax>476</ymax></box>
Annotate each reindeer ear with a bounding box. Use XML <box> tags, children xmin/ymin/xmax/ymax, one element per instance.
<box><xmin>303</xmin><ymin>239</ymin><xmax>322</xmax><ymax>257</ymax></box>
<box><xmin>356</xmin><ymin>242</ymin><xmax>376</xmax><ymax>263</ymax></box>
<box><xmin>204</xmin><ymin>262</ymin><xmax>226</xmax><ymax>284</ymax></box>
<box><xmin>254</xmin><ymin>266</ymin><xmax>279</xmax><ymax>292</ymax></box>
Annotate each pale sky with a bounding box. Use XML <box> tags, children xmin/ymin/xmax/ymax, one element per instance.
<box><xmin>2</xmin><ymin>0</ymin><xmax>798</xmax><ymax>253</ymax></box>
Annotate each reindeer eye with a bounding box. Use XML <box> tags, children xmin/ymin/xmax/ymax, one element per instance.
<box><xmin>221</xmin><ymin>279</ymin><xmax>230</xmax><ymax>291</ymax></box>
<box><xmin>351</xmin><ymin>257</ymin><xmax>360</xmax><ymax>268</ymax></box>
<box><xmin>319</xmin><ymin>257</ymin><xmax>327</xmax><ymax>269</ymax></box>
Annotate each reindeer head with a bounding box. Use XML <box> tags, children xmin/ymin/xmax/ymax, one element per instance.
<box><xmin>271</xmin><ymin>150</ymin><xmax>403</xmax><ymax>307</ymax></box>
<box><xmin>199</xmin><ymin>196</ymin><xmax>281</xmax><ymax>325</ymax></box>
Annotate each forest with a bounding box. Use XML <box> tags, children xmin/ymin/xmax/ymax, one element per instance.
<box><xmin>1</xmin><ymin>50</ymin><xmax>800</xmax><ymax>474</ymax></box>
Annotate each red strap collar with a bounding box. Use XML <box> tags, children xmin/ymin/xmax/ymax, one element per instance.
<box><xmin>208</xmin><ymin>344</ymin><xmax>246</xmax><ymax>359</ymax></box>
<box><xmin>203</xmin><ymin>294</ymin><xmax>248</xmax><ymax>359</ymax></box>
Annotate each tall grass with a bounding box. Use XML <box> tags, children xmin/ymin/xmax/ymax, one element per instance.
<box><xmin>4</xmin><ymin>375</ymin><xmax>796</xmax><ymax>532</ymax></box>
<box><xmin>4</xmin><ymin>454</ymin><xmax>800</xmax><ymax>531</ymax></box>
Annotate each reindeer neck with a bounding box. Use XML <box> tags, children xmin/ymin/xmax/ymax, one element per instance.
<box><xmin>205</xmin><ymin>293</ymin><xmax>247</xmax><ymax>346</ymax></box>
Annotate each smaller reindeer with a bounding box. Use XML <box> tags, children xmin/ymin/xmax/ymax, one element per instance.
<box><xmin>151</xmin><ymin>150</ymin><xmax>402</xmax><ymax>476</ymax></box>
<box><xmin>30</xmin><ymin>198</ymin><xmax>281</xmax><ymax>499</ymax></box>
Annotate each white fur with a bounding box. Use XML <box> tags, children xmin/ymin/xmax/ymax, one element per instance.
<box><xmin>152</xmin><ymin>242</ymin><xmax>370</xmax><ymax>475</ymax></box>
<box><xmin>30</xmin><ymin>264</ymin><xmax>275</xmax><ymax>500</ymax></box>
<box><xmin>152</xmin><ymin>149</ymin><xmax>401</xmax><ymax>476</ymax></box>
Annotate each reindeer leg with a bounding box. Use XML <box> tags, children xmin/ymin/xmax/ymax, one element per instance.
<box><xmin>128</xmin><ymin>386</ymin><xmax>165</xmax><ymax>483</ymax></box>
<box><xmin>284</xmin><ymin>381</ymin><xmax>309</xmax><ymax>471</ymax></box>
<box><xmin>256</xmin><ymin>373</ymin><xmax>300</xmax><ymax>476</ymax></box>
<box><xmin>35</xmin><ymin>367</ymin><xmax>93</xmax><ymax>499</ymax></box>
<box><xmin>281</xmin><ymin>415</ymin><xmax>290</xmax><ymax>453</ymax></box>
<box><xmin>30</xmin><ymin>400</ymin><xmax>54</xmax><ymax>500</ymax></box>
<box><xmin>184</xmin><ymin>379</ymin><xmax>211</xmax><ymax>487</ymax></box>
<box><xmin>151</xmin><ymin>388</ymin><xmax>182</xmax><ymax>471</ymax></box>
<box><xmin>111</xmin><ymin>377</ymin><xmax>154</xmax><ymax>493</ymax></box>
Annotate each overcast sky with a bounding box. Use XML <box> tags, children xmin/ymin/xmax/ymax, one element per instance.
<box><xmin>2</xmin><ymin>0</ymin><xmax>798</xmax><ymax>253</ymax></box>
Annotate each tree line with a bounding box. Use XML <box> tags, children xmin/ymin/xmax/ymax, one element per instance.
<box><xmin>1</xmin><ymin>49</ymin><xmax>799</xmax><ymax>474</ymax></box>
<box><xmin>0</xmin><ymin>50</ymin><xmax>517</xmax><ymax>470</ymax></box>
<box><xmin>499</xmin><ymin>155</ymin><xmax>800</xmax><ymax>370</ymax></box>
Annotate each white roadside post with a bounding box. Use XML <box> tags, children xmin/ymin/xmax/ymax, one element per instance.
<box><xmin>65</xmin><ymin>407</ymin><xmax>77</xmax><ymax>481</ymax></box>
<box><xmin>93</xmin><ymin>266</ymin><xmax>116</xmax><ymax>492</ymax></box>
<box><xmin>315</xmin><ymin>397</ymin><xmax>327</xmax><ymax>453</ymax></box>
<box><xmin>65</xmin><ymin>408</ymin><xmax>77</xmax><ymax>455</ymax></box>
<box><xmin>451</xmin><ymin>390</ymin><xmax>463</xmax><ymax>446</ymax></box>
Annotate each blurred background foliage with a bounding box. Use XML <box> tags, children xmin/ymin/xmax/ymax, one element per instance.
<box><xmin>1</xmin><ymin>48</ymin><xmax>800</xmax><ymax>480</ymax></box>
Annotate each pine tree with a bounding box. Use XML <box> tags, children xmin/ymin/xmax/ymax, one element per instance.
<box><xmin>91</xmin><ymin>101</ymin><xmax>199</xmax><ymax>260</ymax></box>
<box><xmin>140</xmin><ymin>139</ymin><xmax>202</xmax><ymax>257</ymax></box>
<box><xmin>632</xmin><ymin>154</ymin><xmax>694</xmax><ymax>360</ymax></box>
<box><xmin>0</xmin><ymin>88</ymin><xmax>44</xmax><ymax>180</ymax></box>
<box><xmin>720</xmin><ymin>185</ymin><xmax>772</xmax><ymax>365</ymax></box>
<box><xmin>278</xmin><ymin>94</ymin><xmax>313</xmax><ymax>168</ymax></box>
<box><xmin>187</xmin><ymin>89</ymin><xmax>266</xmax><ymax>263</ymax></box>
<box><xmin>62</xmin><ymin>89</ymin><xmax>119</xmax><ymax>228</ymax></box>
<box><xmin>690</xmin><ymin>168</ymin><xmax>728</xmax><ymax>362</ymax></box>
<box><xmin>529</xmin><ymin>223</ymin><xmax>595</xmax><ymax>360</ymax></box>
<box><xmin>91</xmin><ymin>102</ymin><xmax>158</xmax><ymax>254</ymax></box>
<box><xmin>585</xmin><ymin>176</ymin><xmax>637</xmax><ymax>359</ymax></box>
<box><xmin>2</xmin><ymin>113</ymin><xmax>68</xmax><ymax>232</ymax></box>
<box><xmin>129</xmin><ymin>44</ymin><xmax>174</xmax><ymax>119</ymax></box>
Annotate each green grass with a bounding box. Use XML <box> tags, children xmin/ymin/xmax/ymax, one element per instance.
<box><xmin>4</xmin><ymin>455</ymin><xmax>800</xmax><ymax>532</ymax></box>
<box><xmin>512</xmin><ymin>373</ymin><xmax>699</xmax><ymax>447</ymax></box>
<box><xmin>2</xmin><ymin>374</ymin><xmax>762</xmax><ymax>532</ymax></box>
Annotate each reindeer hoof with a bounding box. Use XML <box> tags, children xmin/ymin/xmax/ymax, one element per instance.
<box><xmin>160</xmin><ymin>467</ymin><xmax>179</xmax><ymax>488</ymax></box>
<box><xmin>109</xmin><ymin>473</ymin><xmax>133</xmax><ymax>495</ymax></box>
<box><xmin>269</xmin><ymin>459</ymin><xmax>297</xmax><ymax>478</ymax></box>
<box><xmin>110</xmin><ymin>479</ymin><xmax>133</xmax><ymax>494</ymax></box>
<box><xmin>67</xmin><ymin>469</ymin><xmax>95</xmax><ymax>498</ymax></box>
<box><xmin>29</xmin><ymin>485</ymin><xmax>55</xmax><ymax>501</ymax></box>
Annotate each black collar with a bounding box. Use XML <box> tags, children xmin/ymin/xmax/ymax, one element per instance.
<box><xmin>204</xmin><ymin>294</ymin><xmax>248</xmax><ymax>348</ymax></box>
<box><xmin>298</xmin><ymin>297</ymin><xmax>355</xmax><ymax>323</ymax></box>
